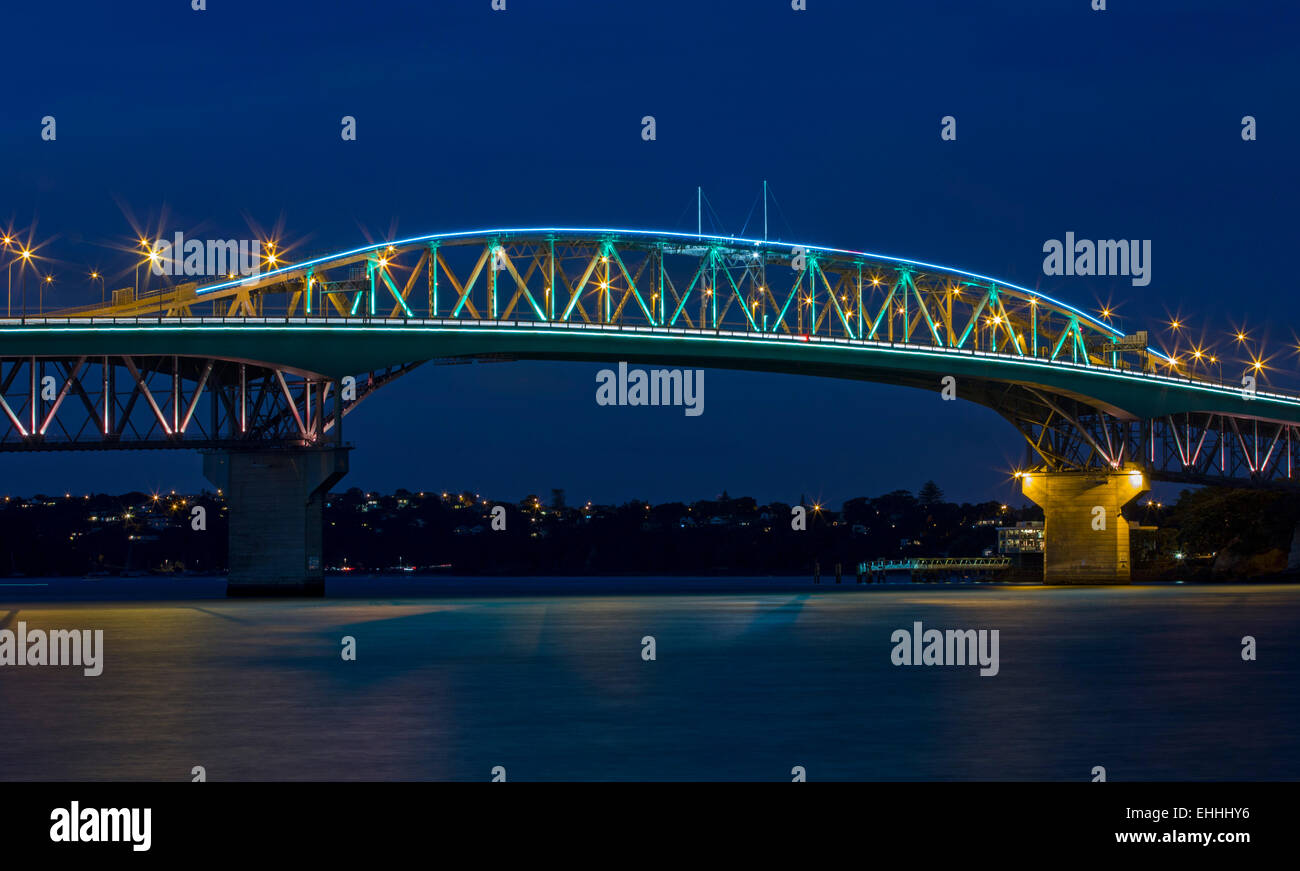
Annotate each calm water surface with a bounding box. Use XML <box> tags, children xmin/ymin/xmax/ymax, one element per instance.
<box><xmin>1</xmin><ymin>578</ymin><xmax>1295</xmax><ymax>781</ymax></box>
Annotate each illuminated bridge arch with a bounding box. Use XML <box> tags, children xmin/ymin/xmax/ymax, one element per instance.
<box><xmin>4</xmin><ymin>228</ymin><xmax>1300</xmax><ymax>486</ymax></box>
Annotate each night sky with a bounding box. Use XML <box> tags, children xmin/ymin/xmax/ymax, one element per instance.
<box><xmin>1</xmin><ymin>0</ymin><xmax>1296</xmax><ymax>506</ymax></box>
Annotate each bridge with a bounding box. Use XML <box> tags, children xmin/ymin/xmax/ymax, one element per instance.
<box><xmin>2</xmin><ymin>227</ymin><xmax>1298</xmax><ymax>591</ymax></box>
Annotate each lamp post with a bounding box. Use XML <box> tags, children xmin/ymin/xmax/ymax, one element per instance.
<box><xmin>135</xmin><ymin>237</ymin><xmax>150</xmax><ymax>298</ymax></box>
<box><xmin>263</xmin><ymin>241</ymin><xmax>280</xmax><ymax>318</ymax></box>
<box><xmin>149</xmin><ymin>242</ymin><xmax>164</xmax><ymax>317</ymax></box>
<box><xmin>18</xmin><ymin>248</ymin><xmax>32</xmax><ymax>318</ymax></box>
<box><xmin>41</xmin><ymin>274</ymin><xmax>53</xmax><ymax>314</ymax></box>
<box><xmin>144</xmin><ymin>243</ymin><xmax>159</xmax><ymax>297</ymax></box>
<box><xmin>2</xmin><ymin>235</ymin><xmax>12</xmax><ymax>317</ymax></box>
<box><xmin>90</xmin><ymin>271</ymin><xmax>104</xmax><ymax>304</ymax></box>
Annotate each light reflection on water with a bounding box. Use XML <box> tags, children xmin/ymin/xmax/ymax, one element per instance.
<box><xmin>1</xmin><ymin>578</ymin><xmax>1296</xmax><ymax>781</ymax></box>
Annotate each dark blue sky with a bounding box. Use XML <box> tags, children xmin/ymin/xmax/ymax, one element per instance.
<box><xmin>2</xmin><ymin>0</ymin><xmax>1296</xmax><ymax>506</ymax></box>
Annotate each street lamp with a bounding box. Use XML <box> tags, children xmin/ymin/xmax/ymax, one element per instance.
<box><xmin>148</xmin><ymin>242</ymin><xmax>165</xmax><ymax>317</ymax></box>
<box><xmin>2</xmin><ymin>235</ymin><xmax>13</xmax><ymax>317</ymax></box>
<box><xmin>19</xmin><ymin>248</ymin><xmax>32</xmax><ymax>318</ymax></box>
<box><xmin>135</xmin><ymin>238</ymin><xmax>150</xmax><ymax>297</ymax></box>
<box><xmin>90</xmin><ymin>271</ymin><xmax>104</xmax><ymax>304</ymax></box>
<box><xmin>1247</xmin><ymin>357</ymin><xmax>1266</xmax><ymax>385</ymax></box>
<box><xmin>41</xmin><ymin>274</ymin><xmax>53</xmax><ymax>314</ymax></box>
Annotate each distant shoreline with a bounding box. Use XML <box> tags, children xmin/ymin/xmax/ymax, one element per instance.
<box><xmin>1</xmin><ymin>574</ymin><xmax>1296</xmax><ymax>604</ymax></box>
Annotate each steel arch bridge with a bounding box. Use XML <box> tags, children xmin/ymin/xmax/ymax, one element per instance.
<box><xmin>2</xmin><ymin>227</ymin><xmax>1300</xmax><ymax>487</ymax></box>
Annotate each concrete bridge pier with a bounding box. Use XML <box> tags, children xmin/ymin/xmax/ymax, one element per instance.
<box><xmin>203</xmin><ymin>446</ymin><xmax>350</xmax><ymax>596</ymax></box>
<box><xmin>1020</xmin><ymin>466</ymin><xmax>1148</xmax><ymax>583</ymax></box>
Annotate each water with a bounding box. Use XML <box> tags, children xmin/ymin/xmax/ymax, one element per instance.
<box><xmin>1</xmin><ymin>578</ymin><xmax>1296</xmax><ymax>781</ymax></box>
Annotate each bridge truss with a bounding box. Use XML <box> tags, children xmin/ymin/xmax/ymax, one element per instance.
<box><xmin>0</xmin><ymin>355</ymin><xmax>418</xmax><ymax>451</ymax></box>
<box><xmin>998</xmin><ymin>383</ymin><xmax>1300</xmax><ymax>487</ymax></box>
<box><xmin>62</xmin><ymin>229</ymin><xmax>1158</xmax><ymax>369</ymax></box>
<box><xmin>2</xmin><ymin>228</ymin><xmax>1298</xmax><ymax>487</ymax></box>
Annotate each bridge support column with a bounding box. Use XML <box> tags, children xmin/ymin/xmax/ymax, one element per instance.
<box><xmin>1020</xmin><ymin>466</ymin><xmax>1148</xmax><ymax>583</ymax></box>
<box><xmin>203</xmin><ymin>446</ymin><xmax>350</xmax><ymax>596</ymax></box>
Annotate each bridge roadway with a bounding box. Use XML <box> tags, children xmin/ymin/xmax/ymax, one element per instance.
<box><xmin>3</xmin><ymin>315</ymin><xmax>1297</xmax><ymax>424</ymax></box>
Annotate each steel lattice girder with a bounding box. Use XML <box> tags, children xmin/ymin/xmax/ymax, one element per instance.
<box><xmin>57</xmin><ymin>230</ymin><xmax>1149</xmax><ymax>362</ymax></box>
<box><xmin>0</xmin><ymin>355</ymin><xmax>419</xmax><ymax>451</ymax></box>
<box><xmin>995</xmin><ymin>383</ymin><xmax>1300</xmax><ymax>488</ymax></box>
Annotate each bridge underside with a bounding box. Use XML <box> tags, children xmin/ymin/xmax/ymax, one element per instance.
<box><xmin>0</xmin><ymin>342</ymin><xmax>1294</xmax><ymax>590</ymax></box>
<box><xmin>0</xmin><ymin>353</ymin><xmax>419</xmax><ymax>595</ymax></box>
<box><xmin>2</xmin><ymin>331</ymin><xmax>1295</xmax><ymax>488</ymax></box>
